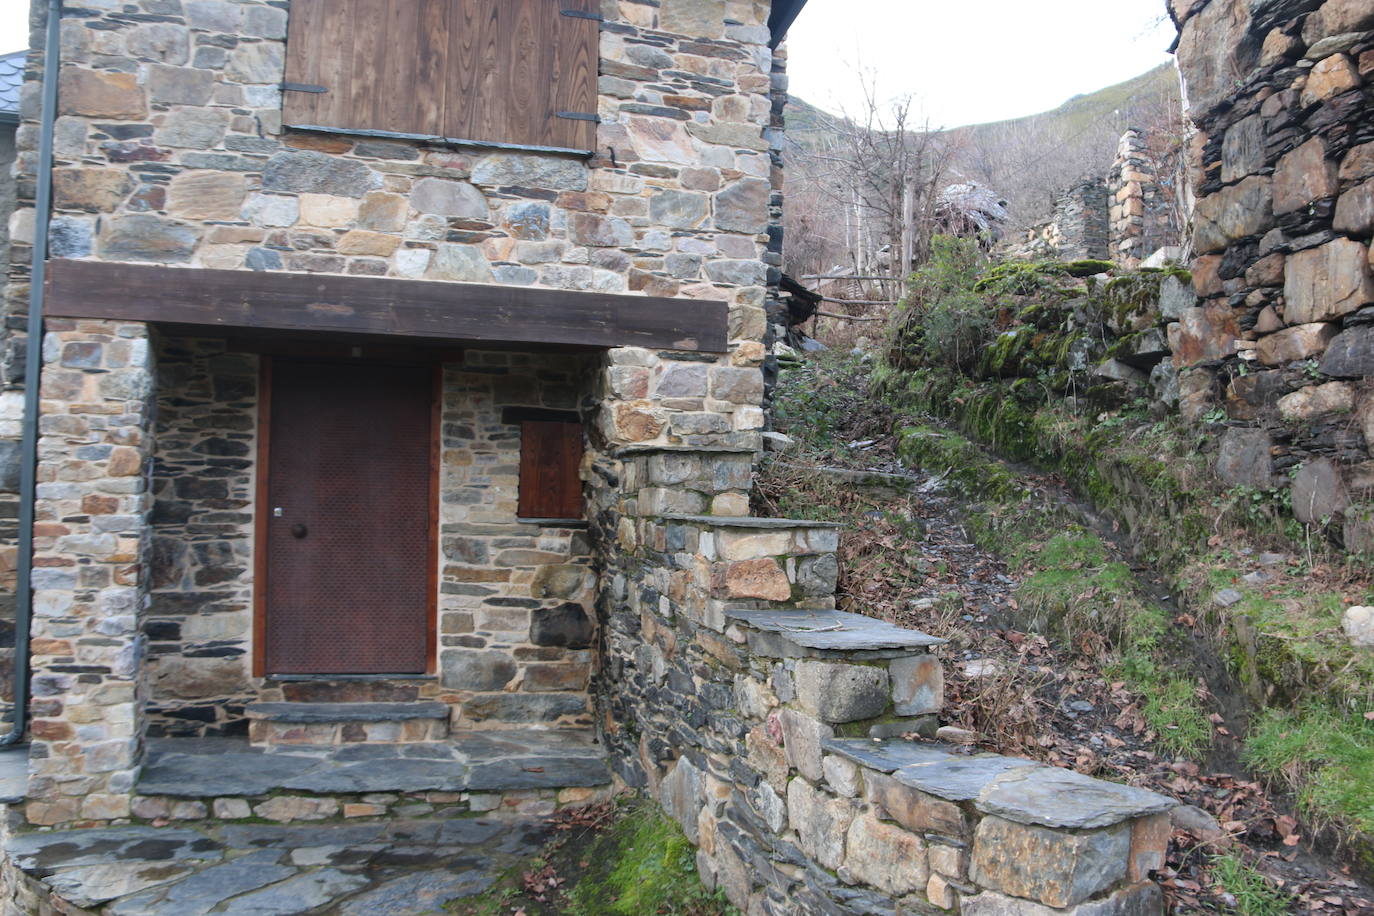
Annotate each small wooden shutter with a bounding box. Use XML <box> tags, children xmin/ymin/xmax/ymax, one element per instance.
<box><xmin>282</xmin><ymin>0</ymin><xmax>599</xmax><ymax>151</ymax></box>
<box><xmin>518</xmin><ymin>420</ymin><xmax>584</xmax><ymax>519</ymax></box>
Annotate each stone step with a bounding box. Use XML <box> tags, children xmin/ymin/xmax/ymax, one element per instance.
<box><xmin>245</xmin><ymin>702</ymin><xmax>451</xmax><ymax>747</ymax></box>
<box><xmin>726</xmin><ymin>608</ymin><xmax>946</xmax><ymax>660</ymax></box>
<box><xmin>729</xmin><ymin>608</ymin><xmax>948</xmax><ymax>731</ymax></box>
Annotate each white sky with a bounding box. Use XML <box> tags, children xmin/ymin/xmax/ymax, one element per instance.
<box><xmin>0</xmin><ymin>0</ymin><xmax>1178</xmax><ymax>128</ymax></box>
<box><xmin>785</xmin><ymin>0</ymin><xmax>1179</xmax><ymax>128</ymax></box>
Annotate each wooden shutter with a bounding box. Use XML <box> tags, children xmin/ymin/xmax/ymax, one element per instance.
<box><xmin>282</xmin><ymin>0</ymin><xmax>599</xmax><ymax>151</ymax></box>
<box><xmin>517</xmin><ymin>420</ymin><xmax>584</xmax><ymax>519</ymax></box>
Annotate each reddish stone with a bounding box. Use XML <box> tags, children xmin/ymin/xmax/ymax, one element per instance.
<box><xmin>1168</xmin><ymin>303</ymin><xmax>1240</xmax><ymax>367</ymax></box>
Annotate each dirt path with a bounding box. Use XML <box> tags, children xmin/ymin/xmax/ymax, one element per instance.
<box><xmin>758</xmin><ymin>420</ymin><xmax>1374</xmax><ymax>914</ymax></box>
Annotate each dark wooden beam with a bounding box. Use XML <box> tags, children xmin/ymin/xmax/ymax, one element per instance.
<box><xmin>45</xmin><ymin>259</ymin><xmax>728</xmax><ymax>353</ymax></box>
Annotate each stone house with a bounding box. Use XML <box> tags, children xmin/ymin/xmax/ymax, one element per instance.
<box><xmin>0</xmin><ymin>1</ymin><xmax>1184</xmax><ymax>912</ymax></box>
<box><xmin>0</xmin><ymin>0</ymin><xmax>808</xmax><ymax>823</ymax></box>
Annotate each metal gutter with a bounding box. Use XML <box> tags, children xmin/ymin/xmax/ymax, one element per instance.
<box><xmin>2</xmin><ymin>0</ymin><xmax>62</xmax><ymax>746</ymax></box>
<box><xmin>768</xmin><ymin>0</ymin><xmax>808</xmax><ymax>47</ymax></box>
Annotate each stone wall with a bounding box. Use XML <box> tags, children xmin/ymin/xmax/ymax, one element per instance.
<box><xmin>4</xmin><ymin>0</ymin><xmax>780</xmax><ymax>451</ymax></box>
<box><xmin>145</xmin><ymin>339</ymin><xmax>600</xmax><ymax>738</ymax></box>
<box><xmin>1171</xmin><ymin>0</ymin><xmax>1374</xmax><ymax>552</ymax></box>
<box><xmin>1004</xmin><ymin>177</ymin><xmax>1110</xmax><ymax>262</ymax></box>
<box><xmin>585</xmin><ymin>446</ymin><xmax>1176</xmax><ymax>914</ymax></box>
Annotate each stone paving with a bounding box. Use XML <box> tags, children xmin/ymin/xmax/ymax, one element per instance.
<box><xmin>5</xmin><ymin>815</ymin><xmax>550</xmax><ymax>915</ymax></box>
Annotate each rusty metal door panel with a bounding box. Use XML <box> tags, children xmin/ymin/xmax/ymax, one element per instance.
<box><xmin>263</xmin><ymin>359</ymin><xmax>433</xmax><ymax>675</ymax></box>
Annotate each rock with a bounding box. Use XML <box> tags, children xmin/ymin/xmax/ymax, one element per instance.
<box><xmin>206</xmin><ymin>868</ymin><xmax>367</xmax><ymax>915</ymax></box>
<box><xmin>1169</xmin><ymin>304</ymin><xmax>1240</xmax><ymax>366</ymax></box>
<box><xmin>936</xmin><ymin>725</ymin><xmax>977</xmax><ymax>745</ymax></box>
<box><xmin>262</xmin><ymin>151</ymin><xmax>380</xmax><ymax>197</ymax></box>
<box><xmin>976</xmin><ymin>766</ymin><xmax>1175</xmax><ymax>830</ymax></box>
<box><xmin>139</xmin><ymin>751</ymin><xmax>314</xmax><ymax>797</ymax></box>
<box><xmin>97</xmin><ymin>214</ymin><xmax>198</xmax><ymax>263</ymax></box>
<box><xmin>529</xmin><ymin>603</ymin><xmax>593</xmax><ymax>648</ymax></box>
<box><xmin>1312</xmin><ymin>0</ymin><xmax>1374</xmax><ymax>33</ymax></box>
<box><xmin>1273</xmin><ymin>137</ymin><xmax>1338</xmax><ymax>215</ymax></box>
<box><xmin>1334</xmin><ymin>179</ymin><xmax>1374</xmax><ymax>235</ymax></box>
<box><xmin>1093</xmin><ymin>358</ymin><xmax>1149</xmax><ymax>383</ymax></box>
<box><xmin>890</xmin><ymin>655</ymin><xmax>943</xmax><ymax>716</ymax></box>
<box><xmin>794</xmin><ymin>661</ymin><xmax>889</xmax><ymax>723</ymax></box>
<box><xmin>723</xmin><ymin>558</ymin><xmax>790</xmax><ymax>601</ymax></box>
<box><xmin>426</xmin><ymin>245</ymin><xmax>493</xmax><ymax>283</ymax></box>
<box><xmin>969</xmin><ymin>815</ymin><xmax>1129</xmax><ymax>908</ymax></box>
<box><xmin>357</xmin><ymin>192</ymin><xmax>408</xmax><ymax>231</ymax></box>
<box><xmin>1214</xmin><ymin>588</ymin><xmax>1244</xmax><ymax>608</ymax></box>
<box><xmin>1222</xmin><ymin>115</ymin><xmax>1266</xmax><ymax>183</ymax></box>
<box><xmin>779</xmin><ymin>708</ymin><xmax>832</xmax><ymax>782</ymax></box>
<box><xmin>1319</xmin><ymin>326</ymin><xmax>1374</xmax><ymax>377</ymax></box>
<box><xmin>501</xmin><ymin>201</ymin><xmax>550</xmax><ymax>240</ymax></box>
<box><xmin>59</xmin><ymin>68</ymin><xmax>146</xmax><ymax>119</ymax></box>
<box><xmin>787</xmin><ymin>776</ymin><xmax>855</xmax><ymax>870</ymax></box>
<box><xmin>648</xmin><ymin>190</ymin><xmax>709</xmax><ymax>229</ymax></box>
<box><xmin>1193</xmin><ymin>175</ymin><xmax>1273</xmax><ymax>253</ymax></box>
<box><xmin>841</xmin><ymin>813</ymin><xmax>928</xmax><ymax>896</ymax></box>
<box><xmin>1158</xmin><ymin>275</ymin><xmax>1198</xmax><ymax>319</ymax></box>
<box><xmin>47</xmin><ymin>863</ymin><xmax>194</xmax><ymax>909</ymax></box>
<box><xmin>1216</xmin><ymin>427</ymin><xmax>1274</xmax><ymax>488</ymax></box>
<box><xmin>145</xmin><ymin>65</ymin><xmax>215</xmax><ymax>106</ymax></box>
<box><xmin>440</xmin><ymin>648</ymin><xmax>516</xmax><ymax>690</ymax></box>
<box><xmin>166</xmin><ymin>172</ymin><xmax>247</xmax><ymax>221</ymax></box>
<box><xmin>226</xmin><ymin>41</ymin><xmax>284</xmax><ymax>83</ymax></box>
<box><xmin>569</xmin><ymin>213</ymin><xmax>633</xmax><ymax>247</ymax></box>
<box><xmin>106</xmin><ymin>853</ymin><xmax>295</xmax><ymax>916</ymax></box>
<box><xmin>714</xmin><ymin>179</ymin><xmax>770</xmax><ymax>234</ymax></box>
<box><xmin>1291</xmin><ymin>458</ymin><xmax>1350</xmax><ymax>524</ymax></box>
<box><xmin>252</xmin><ymin>796</ymin><xmax>341</xmax><ymax>823</ymax></box>
<box><xmin>962</xmin><ymin>882</ymin><xmax>1162</xmax><ymax>916</ymax></box>
<box><xmin>1170</xmin><ymin>803</ymin><xmax>1226</xmax><ymax>843</ymax></box>
<box><xmin>470</xmin><ymin>153</ymin><xmax>587</xmax><ymax>191</ymax></box>
<box><xmin>411</xmin><ymin>177</ymin><xmax>487</xmax><ymax>218</ymax></box>
<box><xmin>1285</xmin><ymin>239</ymin><xmax>1374</xmax><ymax>323</ymax></box>
<box><xmin>1278</xmin><ymin>381</ymin><xmax>1355</xmax><ymax>422</ymax></box>
<box><xmin>1345</xmin><ymin>606</ymin><xmax>1374</xmax><ymax>647</ymax></box>
<box><xmin>660</xmin><ymin>757</ymin><xmax>703</xmax><ymax>843</ymax></box>
<box><xmin>660</xmin><ymin>0</ymin><xmax>726</xmax><ymax>38</ymax></box>
<box><xmin>704</xmin><ymin>259</ymin><xmax>768</xmax><ymax>286</ymax></box>
<box><xmin>1256</xmin><ymin>322</ymin><xmax>1339</xmax><ymax>365</ymax></box>
<box><xmin>1302</xmin><ymin>53</ymin><xmax>1361</xmax><ymax>106</ymax></box>
<box><xmin>822</xmin><ymin>755</ymin><xmax>860</xmax><ymax>797</ymax></box>
<box><xmin>53</xmin><ymin>168</ymin><xmax>136</xmax><ymax>212</ymax></box>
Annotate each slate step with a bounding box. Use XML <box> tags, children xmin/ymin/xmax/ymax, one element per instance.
<box><xmin>726</xmin><ymin>608</ymin><xmax>946</xmax><ymax>660</ymax></box>
<box><xmin>245</xmin><ymin>702</ymin><xmax>451</xmax><ymax>746</ymax></box>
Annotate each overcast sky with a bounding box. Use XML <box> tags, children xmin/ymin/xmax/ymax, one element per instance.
<box><xmin>786</xmin><ymin>0</ymin><xmax>1178</xmax><ymax>128</ymax></box>
<box><xmin>0</xmin><ymin>0</ymin><xmax>1178</xmax><ymax>128</ymax></box>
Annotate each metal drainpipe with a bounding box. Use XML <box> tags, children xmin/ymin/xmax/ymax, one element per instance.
<box><xmin>1</xmin><ymin>0</ymin><xmax>64</xmax><ymax>746</ymax></box>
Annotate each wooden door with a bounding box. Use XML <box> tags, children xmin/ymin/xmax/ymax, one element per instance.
<box><xmin>260</xmin><ymin>359</ymin><xmax>435</xmax><ymax>675</ymax></box>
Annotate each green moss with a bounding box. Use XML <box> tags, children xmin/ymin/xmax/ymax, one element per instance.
<box><xmin>1062</xmin><ymin>259</ymin><xmax>1115</xmax><ymax>278</ymax></box>
<box><xmin>564</xmin><ymin>801</ymin><xmax>736</xmax><ymax>916</ymax></box>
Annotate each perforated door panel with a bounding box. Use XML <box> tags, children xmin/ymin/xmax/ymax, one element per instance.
<box><xmin>264</xmin><ymin>360</ymin><xmax>433</xmax><ymax>675</ymax></box>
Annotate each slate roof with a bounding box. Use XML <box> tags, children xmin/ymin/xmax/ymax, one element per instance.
<box><xmin>0</xmin><ymin>50</ymin><xmax>25</xmax><ymax>124</ymax></box>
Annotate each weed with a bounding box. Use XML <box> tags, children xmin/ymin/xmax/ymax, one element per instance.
<box><xmin>1210</xmin><ymin>853</ymin><xmax>1293</xmax><ymax>915</ymax></box>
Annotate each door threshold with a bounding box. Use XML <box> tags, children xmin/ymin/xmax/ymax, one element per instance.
<box><xmin>267</xmin><ymin>674</ymin><xmax>437</xmax><ymax>682</ymax></box>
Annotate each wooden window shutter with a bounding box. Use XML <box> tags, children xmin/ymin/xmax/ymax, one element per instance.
<box><xmin>282</xmin><ymin>0</ymin><xmax>599</xmax><ymax>151</ymax></box>
<box><xmin>517</xmin><ymin>420</ymin><xmax>584</xmax><ymax>520</ymax></box>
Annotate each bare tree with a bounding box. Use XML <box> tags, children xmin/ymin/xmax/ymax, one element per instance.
<box><xmin>784</xmin><ymin>73</ymin><xmax>964</xmax><ymax>309</ymax></box>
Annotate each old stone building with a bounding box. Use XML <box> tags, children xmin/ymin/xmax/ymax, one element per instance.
<box><xmin>0</xmin><ymin>0</ymin><xmax>1196</xmax><ymax>913</ymax></box>
<box><xmin>1171</xmin><ymin>0</ymin><xmax>1374</xmax><ymax>553</ymax></box>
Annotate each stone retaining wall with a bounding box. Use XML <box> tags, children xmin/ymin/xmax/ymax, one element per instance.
<box><xmin>587</xmin><ymin>446</ymin><xmax>1174</xmax><ymax>914</ymax></box>
<box><xmin>1172</xmin><ymin>0</ymin><xmax>1374</xmax><ymax>553</ymax></box>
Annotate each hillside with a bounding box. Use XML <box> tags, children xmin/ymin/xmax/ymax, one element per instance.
<box><xmin>784</xmin><ymin>63</ymin><xmax>1182</xmax><ymax>230</ymax></box>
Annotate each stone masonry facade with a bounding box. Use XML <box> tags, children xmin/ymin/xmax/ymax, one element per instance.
<box><xmin>1171</xmin><ymin>0</ymin><xmax>1374</xmax><ymax>553</ymax></box>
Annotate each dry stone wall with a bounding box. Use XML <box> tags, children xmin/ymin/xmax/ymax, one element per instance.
<box><xmin>1172</xmin><ymin>0</ymin><xmax>1374</xmax><ymax>552</ymax></box>
<box><xmin>585</xmin><ymin>446</ymin><xmax>1175</xmax><ymax>914</ymax></box>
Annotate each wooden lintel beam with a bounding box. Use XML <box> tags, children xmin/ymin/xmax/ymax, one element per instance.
<box><xmin>44</xmin><ymin>259</ymin><xmax>728</xmax><ymax>353</ymax></box>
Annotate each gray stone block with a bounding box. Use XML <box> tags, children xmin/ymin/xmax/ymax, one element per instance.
<box><xmin>794</xmin><ymin>660</ymin><xmax>889</xmax><ymax>723</ymax></box>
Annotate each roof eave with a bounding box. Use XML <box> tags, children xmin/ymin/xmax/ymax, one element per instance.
<box><xmin>768</xmin><ymin>0</ymin><xmax>808</xmax><ymax>48</ymax></box>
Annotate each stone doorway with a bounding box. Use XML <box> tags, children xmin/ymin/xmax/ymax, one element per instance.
<box><xmin>258</xmin><ymin>357</ymin><xmax>438</xmax><ymax>677</ymax></box>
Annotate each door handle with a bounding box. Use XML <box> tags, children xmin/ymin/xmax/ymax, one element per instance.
<box><xmin>291</xmin><ymin>523</ymin><xmax>308</xmax><ymax>539</ymax></box>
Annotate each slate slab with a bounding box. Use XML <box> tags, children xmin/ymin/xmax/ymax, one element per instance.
<box><xmin>105</xmin><ymin>852</ymin><xmax>292</xmax><ymax>916</ymax></box>
<box><xmin>139</xmin><ymin>752</ymin><xmax>318</xmax><ymax>797</ymax></box>
<box><xmin>892</xmin><ymin>755</ymin><xmax>1041</xmax><ymax>802</ymax></box>
<box><xmin>244</xmin><ymin>701</ymin><xmax>450</xmax><ymax>723</ymax></box>
<box><xmin>977</xmin><ymin>766</ymin><xmax>1177</xmax><ymax>829</ymax></box>
<box><xmin>7</xmin><ymin>827</ymin><xmax>222</xmax><ymax>873</ymax></box>
<box><xmin>820</xmin><ymin>738</ymin><xmax>959</xmax><ymax>773</ymax></box>
<box><xmin>45</xmin><ymin>862</ymin><xmax>193</xmax><ymax>908</ymax></box>
<box><xmin>728</xmin><ymin>609</ymin><xmax>946</xmax><ymax>657</ymax></box>
<box><xmin>212</xmin><ymin>868</ymin><xmax>369</xmax><ymax>915</ymax></box>
<box><xmin>465</xmin><ymin>756</ymin><xmax>610</xmax><ymax>791</ymax></box>
<box><xmin>335</xmin><ymin>868</ymin><xmax>495</xmax><ymax>915</ymax></box>
<box><xmin>219</xmin><ymin>824</ymin><xmax>389</xmax><ymax>849</ymax></box>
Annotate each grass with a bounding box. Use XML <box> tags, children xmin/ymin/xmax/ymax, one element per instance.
<box><xmin>1210</xmin><ymin>853</ymin><xmax>1294</xmax><ymax>916</ymax></box>
<box><xmin>564</xmin><ymin>802</ymin><xmax>735</xmax><ymax>916</ymax></box>
<box><xmin>1245</xmin><ymin>705</ymin><xmax>1374</xmax><ymax>847</ymax></box>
